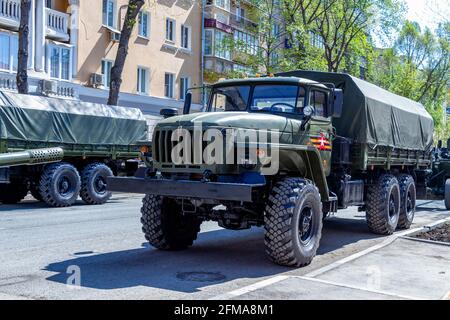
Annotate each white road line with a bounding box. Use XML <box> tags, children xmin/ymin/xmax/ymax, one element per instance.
<box><xmin>210</xmin><ymin>218</ymin><xmax>450</xmax><ymax>300</ymax></box>
<box><xmin>210</xmin><ymin>275</ymin><xmax>290</xmax><ymax>300</ymax></box>
<box><xmin>441</xmin><ymin>291</ymin><xmax>450</xmax><ymax>300</ymax></box>
<box><xmin>292</xmin><ymin>276</ymin><xmax>423</xmax><ymax>300</ymax></box>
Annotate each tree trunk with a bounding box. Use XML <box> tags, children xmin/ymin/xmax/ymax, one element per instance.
<box><xmin>17</xmin><ymin>0</ymin><xmax>31</xmax><ymax>94</ymax></box>
<box><xmin>107</xmin><ymin>0</ymin><xmax>145</xmax><ymax>106</ymax></box>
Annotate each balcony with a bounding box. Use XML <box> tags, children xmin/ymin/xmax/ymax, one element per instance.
<box><xmin>204</xmin><ymin>18</ymin><xmax>232</xmax><ymax>34</ymax></box>
<box><xmin>0</xmin><ymin>0</ymin><xmax>20</xmax><ymax>29</ymax></box>
<box><xmin>230</xmin><ymin>13</ymin><xmax>257</xmax><ymax>30</ymax></box>
<box><xmin>46</xmin><ymin>8</ymin><xmax>70</xmax><ymax>42</ymax></box>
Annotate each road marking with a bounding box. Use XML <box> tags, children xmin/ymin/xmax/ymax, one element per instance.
<box><xmin>211</xmin><ymin>218</ymin><xmax>450</xmax><ymax>300</ymax></box>
<box><xmin>210</xmin><ymin>275</ymin><xmax>290</xmax><ymax>300</ymax></box>
<box><xmin>292</xmin><ymin>276</ymin><xmax>423</xmax><ymax>300</ymax></box>
<box><xmin>442</xmin><ymin>291</ymin><xmax>450</xmax><ymax>300</ymax></box>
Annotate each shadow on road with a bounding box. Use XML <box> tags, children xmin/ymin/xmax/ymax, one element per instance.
<box><xmin>44</xmin><ymin>214</ymin><xmax>380</xmax><ymax>293</ymax></box>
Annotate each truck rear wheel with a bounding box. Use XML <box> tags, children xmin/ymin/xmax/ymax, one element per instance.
<box><xmin>141</xmin><ymin>195</ymin><xmax>201</xmax><ymax>250</ymax></box>
<box><xmin>445</xmin><ymin>179</ymin><xmax>450</xmax><ymax>210</ymax></box>
<box><xmin>39</xmin><ymin>163</ymin><xmax>81</xmax><ymax>207</ymax></box>
<box><xmin>264</xmin><ymin>178</ymin><xmax>323</xmax><ymax>267</ymax></box>
<box><xmin>0</xmin><ymin>182</ymin><xmax>28</xmax><ymax>204</ymax></box>
<box><xmin>397</xmin><ymin>174</ymin><xmax>416</xmax><ymax>229</ymax></box>
<box><xmin>366</xmin><ymin>174</ymin><xmax>400</xmax><ymax>235</ymax></box>
<box><xmin>30</xmin><ymin>182</ymin><xmax>43</xmax><ymax>202</ymax></box>
<box><xmin>80</xmin><ymin>163</ymin><xmax>113</xmax><ymax>205</ymax></box>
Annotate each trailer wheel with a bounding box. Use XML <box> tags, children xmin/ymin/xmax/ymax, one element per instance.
<box><xmin>445</xmin><ymin>179</ymin><xmax>450</xmax><ymax>210</ymax></box>
<box><xmin>80</xmin><ymin>163</ymin><xmax>113</xmax><ymax>205</ymax></box>
<box><xmin>366</xmin><ymin>174</ymin><xmax>400</xmax><ymax>235</ymax></box>
<box><xmin>39</xmin><ymin>163</ymin><xmax>81</xmax><ymax>207</ymax></box>
<box><xmin>0</xmin><ymin>182</ymin><xmax>28</xmax><ymax>204</ymax></box>
<box><xmin>264</xmin><ymin>178</ymin><xmax>323</xmax><ymax>267</ymax></box>
<box><xmin>141</xmin><ymin>195</ymin><xmax>201</xmax><ymax>250</ymax></box>
<box><xmin>397</xmin><ymin>174</ymin><xmax>416</xmax><ymax>230</ymax></box>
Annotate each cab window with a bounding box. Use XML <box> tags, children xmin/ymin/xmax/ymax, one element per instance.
<box><xmin>309</xmin><ymin>90</ymin><xmax>327</xmax><ymax>117</ymax></box>
<box><xmin>211</xmin><ymin>86</ymin><xmax>250</xmax><ymax>111</ymax></box>
<box><xmin>251</xmin><ymin>85</ymin><xmax>306</xmax><ymax>114</ymax></box>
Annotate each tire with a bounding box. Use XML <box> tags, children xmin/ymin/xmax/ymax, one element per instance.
<box><xmin>141</xmin><ymin>195</ymin><xmax>202</xmax><ymax>250</ymax></box>
<box><xmin>39</xmin><ymin>163</ymin><xmax>81</xmax><ymax>207</ymax></box>
<box><xmin>397</xmin><ymin>174</ymin><xmax>416</xmax><ymax>230</ymax></box>
<box><xmin>366</xmin><ymin>174</ymin><xmax>401</xmax><ymax>235</ymax></box>
<box><xmin>0</xmin><ymin>182</ymin><xmax>28</xmax><ymax>204</ymax></box>
<box><xmin>445</xmin><ymin>179</ymin><xmax>450</xmax><ymax>210</ymax></box>
<box><xmin>264</xmin><ymin>178</ymin><xmax>323</xmax><ymax>267</ymax></box>
<box><xmin>80</xmin><ymin>163</ymin><xmax>113</xmax><ymax>205</ymax></box>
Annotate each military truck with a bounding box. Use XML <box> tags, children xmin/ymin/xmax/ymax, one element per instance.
<box><xmin>108</xmin><ymin>71</ymin><xmax>434</xmax><ymax>267</ymax></box>
<box><xmin>428</xmin><ymin>139</ymin><xmax>450</xmax><ymax>209</ymax></box>
<box><xmin>0</xmin><ymin>91</ymin><xmax>147</xmax><ymax>207</ymax></box>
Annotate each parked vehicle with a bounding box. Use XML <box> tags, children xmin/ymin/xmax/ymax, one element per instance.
<box><xmin>108</xmin><ymin>71</ymin><xmax>434</xmax><ymax>267</ymax></box>
<box><xmin>428</xmin><ymin>139</ymin><xmax>450</xmax><ymax>209</ymax></box>
<box><xmin>0</xmin><ymin>91</ymin><xmax>148</xmax><ymax>207</ymax></box>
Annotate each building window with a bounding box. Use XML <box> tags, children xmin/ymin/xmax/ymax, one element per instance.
<box><xmin>101</xmin><ymin>60</ymin><xmax>113</xmax><ymax>88</ymax></box>
<box><xmin>234</xmin><ymin>30</ymin><xmax>258</xmax><ymax>55</ymax></box>
<box><xmin>103</xmin><ymin>0</ymin><xmax>116</xmax><ymax>28</ymax></box>
<box><xmin>138</xmin><ymin>11</ymin><xmax>150</xmax><ymax>38</ymax></box>
<box><xmin>181</xmin><ymin>25</ymin><xmax>191</xmax><ymax>50</ymax></box>
<box><xmin>236</xmin><ymin>6</ymin><xmax>245</xmax><ymax>21</ymax></box>
<box><xmin>309</xmin><ymin>31</ymin><xmax>324</xmax><ymax>50</ymax></box>
<box><xmin>137</xmin><ymin>67</ymin><xmax>149</xmax><ymax>94</ymax></box>
<box><xmin>205</xmin><ymin>29</ymin><xmax>213</xmax><ymax>55</ymax></box>
<box><xmin>215</xmin><ymin>0</ymin><xmax>230</xmax><ymax>11</ymax></box>
<box><xmin>164</xmin><ymin>73</ymin><xmax>174</xmax><ymax>98</ymax></box>
<box><xmin>165</xmin><ymin>18</ymin><xmax>175</xmax><ymax>42</ymax></box>
<box><xmin>0</xmin><ymin>32</ymin><xmax>18</xmax><ymax>72</ymax></box>
<box><xmin>180</xmin><ymin>77</ymin><xmax>190</xmax><ymax>100</ymax></box>
<box><xmin>215</xmin><ymin>30</ymin><xmax>231</xmax><ymax>60</ymax></box>
<box><xmin>48</xmin><ymin>45</ymin><xmax>71</xmax><ymax>80</ymax></box>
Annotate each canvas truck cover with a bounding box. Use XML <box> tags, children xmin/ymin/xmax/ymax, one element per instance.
<box><xmin>0</xmin><ymin>91</ymin><xmax>148</xmax><ymax>145</ymax></box>
<box><xmin>278</xmin><ymin>71</ymin><xmax>434</xmax><ymax>152</ymax></box>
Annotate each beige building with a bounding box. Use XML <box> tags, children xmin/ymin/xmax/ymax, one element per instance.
<box><xmin>0</xmin><ymin>0</ymin><xmax>203</xmax><ymax>117</ymax></box>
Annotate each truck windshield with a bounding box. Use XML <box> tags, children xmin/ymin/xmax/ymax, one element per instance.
<box><xmin>210</xmin><ymin>84</ymin><xmax>306</xmax><ymax>114</ymax></box>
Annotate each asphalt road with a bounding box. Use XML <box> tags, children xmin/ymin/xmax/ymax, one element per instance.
<box><xmin>0</xmin><ymin>194</ymin><xmax>448</xmax><ymax>300</ymax></box>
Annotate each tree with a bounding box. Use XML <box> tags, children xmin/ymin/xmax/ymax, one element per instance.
<box><xmin>107</xmin><ymin>0</ymin><xmax>145</xmax><ymax>106</ymax></box>
<box><xmin>16</xmin><ymin>0</ymin><xmax>31</xmax><ymax>94</ymax></box>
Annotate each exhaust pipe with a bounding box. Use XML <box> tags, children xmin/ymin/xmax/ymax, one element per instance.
<box><xmin>0</xmin><ymin>148</ymin><xmax>64</xmax><ymax>168</ymax></box>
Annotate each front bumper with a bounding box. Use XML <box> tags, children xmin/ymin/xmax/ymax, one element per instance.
<box><xmin>106</xmin><ymin>177</ymin><xmax>264</xmax><ymax>202</ymax></box>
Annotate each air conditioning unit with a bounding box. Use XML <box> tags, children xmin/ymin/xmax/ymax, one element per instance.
<box><xmin>90</xmin><ymin>73</ymin><xmax>104</xmax><ymax>87</ymax></box>
<box><xmin>40</xmin><ymin>80</ymin><xmax>57</xmax><ymax>95</ymax></box>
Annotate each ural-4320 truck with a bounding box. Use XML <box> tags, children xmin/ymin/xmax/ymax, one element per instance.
<box><xmin>108</xmin><ymin>71</ymin><xmax>434</xmax><ymax>267</ymax></box>
<box><xmin>0</xmin><ymin>91</ymin><xmax>147</xmax><ymax>207</ymax></box>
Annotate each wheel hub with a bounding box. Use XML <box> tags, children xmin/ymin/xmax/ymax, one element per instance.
<box><xmin>299</xmin><ymin>207</ymin><xmax>313</xmax><ymax>244</ymax></box>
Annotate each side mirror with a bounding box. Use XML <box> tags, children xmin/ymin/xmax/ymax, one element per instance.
<box><xmin>183</xmin><ymin>92</ymin><xmax>192</xmax><ymax>115</ymax></box>
<box><xmin>160</xmin><ymin>108</ymin><xmax>178</xmax><ymax>119</ymax></box>
<box><xmin>330</xmin><ymin>89</ymin><xmax>343</xmax><ymax>118</ymax></box>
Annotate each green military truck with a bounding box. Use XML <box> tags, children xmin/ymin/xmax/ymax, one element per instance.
<box><xmin>0</xmin><ymin>91</ymin><xmax>147</xmax><ymax>207</ymax></box>
<box><xmin>428</xmin><ymin>139</ymin><xmax>450</xmax><ymax>209</ymax></box>
<box><xmin>108</xmin><ymin>71</ymin><xmax>434</xmax><ymax>267</ymax></box>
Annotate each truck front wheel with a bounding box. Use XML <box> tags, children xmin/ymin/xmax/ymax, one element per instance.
<box><xmin>0</xmin><ymin>182</ymin><xmax>28</xmax><ymax>204</ymax></box>
<box><xmin>445</xmin><ymin>179</ymin><xmax>450</xmax><ymax>210</ymax></box>
<box><xmin>39</xmin><ymin>163</ymin><xmax>81</xmax><ymax>207</ymax></box>
<box><xmin>366</xmin><ymin>174</ymin><xmax>400</xmax><ymax>235</ymax></box>
<box><xmin>264</xmin><ymin>178</ymin><xmax>323</xmax><ymax>267</ymax></box>
<box><xmin>397</xmin><ymin>174</ymin><xmax>416</xmax><ymax>230</ymax></box>
<box><xmin>141</xmin><ymin>195</ymin><xmax>201</xmax><ymax>250</ymax></box>
<box><xmin>80</xmin><ymin>163</ymin><xmax>113</xmax><ymax>205</ymax></box>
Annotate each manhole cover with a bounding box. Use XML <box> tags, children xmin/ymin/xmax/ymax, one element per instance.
<box><xmin>176</xmin><ymin>272</ymin><xmax>226</xmax><ymax>282</ymax></box>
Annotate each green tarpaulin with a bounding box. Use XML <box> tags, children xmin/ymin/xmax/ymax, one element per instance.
<box><xmin>0</xmin><ymin>91</ymin><xmax>148</xmax><ymax>146</ymax></box>
<box><xmin>278</xmin><ymin>71</ymin><xmax>434</xmax><ymax>152</ymax></box>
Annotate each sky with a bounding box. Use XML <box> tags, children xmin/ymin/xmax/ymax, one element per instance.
<box><xmin>403</xmin><ymin>0</ymin><xmax>449</xmax><ymax>32</ymax></box>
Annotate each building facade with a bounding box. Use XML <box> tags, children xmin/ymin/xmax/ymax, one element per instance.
<box><xmin>0</xmin><ymin>0</ymin><xmax>203</xmax><ymax>119</ymax></box>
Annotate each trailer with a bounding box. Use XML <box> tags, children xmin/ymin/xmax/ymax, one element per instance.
<box><xmin>0</xmin><ymin>91</ymin><xmax>148</xmax><ymax>207</ymax></box>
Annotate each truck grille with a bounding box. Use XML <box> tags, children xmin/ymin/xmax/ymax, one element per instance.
<box><xmin>153</xmin><ymin>128</ymin><xmax>201</xmax><ymax>165</ymax></box>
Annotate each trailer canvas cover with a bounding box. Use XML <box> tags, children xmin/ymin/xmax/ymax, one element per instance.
<box><xmin>0</xmin><ymin>91</ymin><xmax>147</xmax><ymax>145</ymax></box>
<box><xmin>279</xmin><ymin>71</ymin><xmax>434</xmax><ymax>152</ymax></box>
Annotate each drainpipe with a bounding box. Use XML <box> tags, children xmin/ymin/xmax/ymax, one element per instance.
<box><xmin>201</xmin><ymin>0</ymin><xmax>206</xmax><ymax>107</ymax></box>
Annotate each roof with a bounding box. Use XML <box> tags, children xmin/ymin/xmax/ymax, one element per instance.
<box><xmin>215</xmin><ymin>76</ymin><xmax>327</xmax><ymax>88</ymax></box>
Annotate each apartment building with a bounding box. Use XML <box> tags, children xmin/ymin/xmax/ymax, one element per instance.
<box><xmin>203</xmin><ymin>0</ymin><xmax>258</xmax><ymax>83</ymax></box>
<box><xmin>0</xmin><ymin>0</ymin><xmax>202</xmax><ymax>117</ymax></box>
